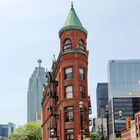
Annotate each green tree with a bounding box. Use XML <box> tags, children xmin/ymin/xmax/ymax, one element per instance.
<box><xmin>8</xmin><ymin>122</ymin><xmax>42</xmax><ymax>140</ymax></box>
<box><xmin>90</xmin><ymin>132</ymin><xmax>101</xmax><ymax>140</ymax></box>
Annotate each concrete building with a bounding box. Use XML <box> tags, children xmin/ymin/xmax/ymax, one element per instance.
<box><xmin>96</xmin><ymin>83</ymin><xmax>108</xmax><ymax>118</ymax></box>
<box><xmin>130</xmin><ymin>120</ymin><xmax>136</xmax><ymax>140</ymax></box>
<box><xmin>0</xmin><ymin>122</ymin><xmax>15</xmax><ymax>138</ymax></box>
<box><xmin>42</xmin><ymin>4</ymin><xmax>91</xmax><ymax>140</ymax></box>
<box><xmin>94</xmin><ymin>118</ymin><xmax>107</xmax><ymax>139</ymax></box>
<box><xmin>121</xmin><ymin>129</ymin><xmax>131</xmax><ymax>140</ymax></box>
<box><xmin>27</xmin><ymin>59</ymin><xmax>46</xmax><ymax>122</ymax></box>
<box><xmin>107</xmin><ymin>59</ymin><xmax>140</xmax><ymax>139</ymax></box>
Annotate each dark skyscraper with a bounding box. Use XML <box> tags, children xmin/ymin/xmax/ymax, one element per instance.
<box><xmin>96</xmin><ymin>83</ymin><xmax>108</xmax><ymax>118</ymax></box>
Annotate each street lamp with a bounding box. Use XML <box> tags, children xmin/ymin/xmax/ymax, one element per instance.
<box><xmin>119</xmin><ymin>110</ymin><xmax>122</xmax><ymax>118</ymax></box>
<box><xmin>79</xmin><ymin>101</ymin><xmax>83</xmax><ymax>140</ymax></box>
<box><xmin>106</xmin><ymin>105</ymin><xmax>123</xmax><ymax>139</ymax></box>
<box><xmin>50</xmin><ymin>128</ymin><xmax>55</xmax><ymax>139</ymax></box>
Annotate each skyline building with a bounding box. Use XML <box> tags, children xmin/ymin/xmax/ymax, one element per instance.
<box><xmin>42</xmin><ymin>4</ymin><xmax>91</xmax><ymax>140</ymax></box>
<box><xmin>27</xmin><ymin>59</ymin><xmax>46</xmax><ymax>122</ymax></box>
<box><xmin>0</xmin><ymin>122</ymin><xmax>15</xmax><ymax>138</ymax></box>
<box><xmin>108</xmin><ymin>59</ymin><xmax>140</xmax><ymax>99</ymax></box>
<box><xmin>96</xmin><ymin>82</ymin><xmax>108</xmax><ymax>118</ymax></box>
<box><xmin>107</xmin><ymin>59</ymin><xmax>140</xmax><ymax>139</ymax></box>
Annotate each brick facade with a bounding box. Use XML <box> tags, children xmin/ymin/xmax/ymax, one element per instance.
<box><xmin>42</xmin><ymin>6</ymin><xmax>90</xmax><ymax>140</ymax></box>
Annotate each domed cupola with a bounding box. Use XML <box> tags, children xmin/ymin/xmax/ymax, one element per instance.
<box><xmin>59</xmin><ymin>3</ymin><xmax>87</xmax><ymax>37</ymax></box>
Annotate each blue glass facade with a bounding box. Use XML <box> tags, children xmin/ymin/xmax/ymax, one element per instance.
<box><xmin>0</xmin><ymin>122</ymin><xmax>15</xmax><ymax>138</ymax></box>
<box><xmin>108</xmin><ymin>60</ymin><xmax>140</xmax><ymax>99</ymax></box>
<box><xmin>96</xmin><ymin>83</ymin><xmax>108</xmax><ymax>118</ymax></box>
<box><xmin>113</xmin><ymin>98</ymin><xmax>140</xmax><ymax>135</ymax></box>
<box><xmin>108</xmin><ymin>60</ymin><xmax>140</xmax><ymax>139</ymax></box>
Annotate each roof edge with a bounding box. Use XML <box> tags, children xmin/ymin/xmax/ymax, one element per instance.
<box><xmin>59</xmin><ymin>26</ymin><xmax>88</xmax><ymax>37</ymax></box>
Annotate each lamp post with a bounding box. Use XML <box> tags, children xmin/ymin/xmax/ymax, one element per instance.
<box><xmin>106</xmin><ymin>106</ymin><xmax>123</xmax><ymax>140</ymax></box>
<box><xmin>105</xmin><ymin>106</ymin><xmax>109</xmax><ymax>140</ymax></box>
<box><xmin>50</xmin><ymin>128</ymin><xmax>55</xmax><ymax>140</ymax></box>
<box><xmin>118</xmin><ymin>110</ymin><xmax>122</xmax><ymax>118</ymax></box>
<box><xmin>79</xmin><ymin>101</ymin><xmax>83</xmax><ymax>140</ymax></box>
<box><xmin>101</xmin><ymin>118</ymin><xmax>104</xmax><ymax>140</ymax></box>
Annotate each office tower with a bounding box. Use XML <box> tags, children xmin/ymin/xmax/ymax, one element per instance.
<box><xmin>107</xmin><ymin>59</ymin><xmax>140</xmax><ymax>139</ymax></box>
<box><xmin>0</xmin><ymin>122</ymin><xmax>15</xmax><ymax>138</ymax></box>
<box><xmin>96</xmin><ymin>83</ymin><xmax>108</xmax><ymax>118</ymax></box>
<box><xmin>42</xmin><ymin>4</ymin><xmax>91</xmax><ymax>140</ymax></box>
<box><xmin>27</xmin><ymin>59</ymin><xmax>46</xmax><ymax>122</ymax></box>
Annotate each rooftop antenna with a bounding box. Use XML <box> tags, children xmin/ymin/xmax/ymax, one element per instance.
<box><xmin>71</xmin><ymin>2</ymin><xmax>73</xmax><ymax>8</ymax></box>
<box><xmin>53</xmin><ymin>54</ymin><xmax>56</xmax><ymax>62</ymax></box>
<box><xmin>38</xmin><ymin>58</ymin><xmax>42</xmax><ymax>67</ymax></box>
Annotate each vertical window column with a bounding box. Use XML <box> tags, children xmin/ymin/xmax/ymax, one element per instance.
<box><xmin>65</xmin><ymin>107</ymin><xmax>74</xmax><ymax>122</ymax></box>
<box><xmin>64</xmin><ymin>67</ymin><xmax>73</xmax><ymax>80</ymax></box>
<box><xmin>65</xmin><ymin>129</ymin><xmax>74</xmax><ymax>140</ymax></box>
<box><xmin>79</xmin><ymin>68</ymin><xmax>85</xmax><ymax>80</ymax></box>
<box><xmin>65</xmin><ymin>86</ymin><xmax>73</xmax><ymax>98</ymax></box>
<box><xmin>80</xmin><ymin>86</ymin><xmax>85</xmax><ymax>98</ymax></box>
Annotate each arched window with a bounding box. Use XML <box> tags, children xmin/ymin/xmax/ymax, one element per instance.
<box><xmin>79</xmin><ymin>40</ymin><xmax>85</xmax><ymax>51</ymax></box>
<box><xmin>63</xmin><ymin>39</ymin><xmax>72</xmax><ymax>51</ymax></box>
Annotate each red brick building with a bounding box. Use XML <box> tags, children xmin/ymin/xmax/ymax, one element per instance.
<box><xmin>42</xmin><ymin>4</ymin><xmax>91</xmax><ymax>140</ymax></box>
<box><xmin>121</xmin><ymin>129</ymin><xmax>132</xmax><ymax>140</ymax></box>
<box><xmin>135</xmin><ymin>111</ymin><xmax>140</xmax><ymax>138</ymax></box>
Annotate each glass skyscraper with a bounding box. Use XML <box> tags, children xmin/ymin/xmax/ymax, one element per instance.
<box><xmin>96</xmin><ymin>83</ymin><xmax>108</xmax><ymax>118</ymax></box>
<box><xmin>107</xmin><ymin>59</ymin><xmax>140</xmax><ymax>139</ymax></box>
<box><xmin>27</xmin><ymin>59</ymin><xmax>46</xmax><ymax>122</ymax></box>
<box><xmin>108</xmin><ymin>59</ymin><xmax>140</xmax><ymax>99</ymax></box>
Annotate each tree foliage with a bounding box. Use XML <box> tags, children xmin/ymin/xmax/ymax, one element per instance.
<box><xmin>8</xmin><ymin>122</ymin><xmax>42</xmax><ymax>140</ymax></box>
<box><xmin>90</xmin><ymin>132</ymin><xmax>101</xmax><ymax>140</ymax></box>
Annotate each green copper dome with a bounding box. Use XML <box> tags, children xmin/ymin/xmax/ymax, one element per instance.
<box><xmin>59</xmin><ymin>4</ymin><xmax>87</xmax><ymax>37</ymax></box>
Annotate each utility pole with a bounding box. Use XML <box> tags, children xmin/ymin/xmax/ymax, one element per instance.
<box><xmin>101</xmin><ymin>118</ymin><xmax>104</xmax><ymax>140</ymax></box>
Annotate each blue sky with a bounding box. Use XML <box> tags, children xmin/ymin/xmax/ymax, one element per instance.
<box><xmin>0</xmin><ymin>0</ymin><xmax>140</xmax><ymax>126</ymax></box>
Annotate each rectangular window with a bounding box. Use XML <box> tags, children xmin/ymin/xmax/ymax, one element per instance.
<box><xmin>65</xmin><ymin>129</ymin><xmax>74</xmax><ymax>140</ymax></box>
<box><xmin>64</xmin><ymin>67</ymin><xmax>73</xmax><ymax>80</ymax></box>
<box><xmin>80</xmin><ymin>86</ymin><xmax>85</xmax><ymax>98</ymax></box>
<box><xmin>65</xmin><ymin>86</ymin><xmax>73</xmax><ymax>98</ymax></box>
<box><xmin>65</xmin><ymin>107</ymin><xmax>74</xmax><ymax>122</ymax></box>
<box><xmin>79</xmin><ymin>68</ymin><xmax>85</xmax><ymax>80</ymax></box>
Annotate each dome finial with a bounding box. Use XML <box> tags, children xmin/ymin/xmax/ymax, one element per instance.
<box><xmin>38</xmin><ymin>58</ymin><xmax>42</xmax><ymax>67</ymax></box>
<box><xmin>71</xmin><ymin>2</ymin><xmax>73</xmax><ymax>8</ymax></box>
<box><xmin>59</xmin><ymin>1</ymin><xmax>87</xmax><ymax>37</ymax></box>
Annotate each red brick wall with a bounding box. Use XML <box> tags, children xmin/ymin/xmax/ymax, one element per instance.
<box><xmin>60</xmin><ymin>30</ymin><xmax>87</xmax><ymax>52</ymax></box>
<box><xmin>42</xmin><ymin>29</ymin><xmax>90</xmax><ymax>140</ymax></box>
<box><xmin>55</xmin><ymin>29</ymin><xmax>89</xmax><ymax>139</ymax></box>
